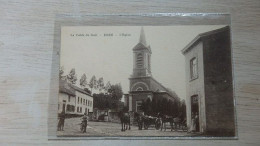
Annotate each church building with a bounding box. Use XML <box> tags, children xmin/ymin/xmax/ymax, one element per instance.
<box><xmin>125</xmin><ymin>28</ymin><xmax>177</xmax><ymax>113</ymax></box>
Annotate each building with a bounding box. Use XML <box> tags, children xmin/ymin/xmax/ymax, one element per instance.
<box><xmin>58</xmin><ymin>79</ymin><xmax>93</xmax><ymax>116</ymax></box>
<box><xmin>125</xmin><ymin>27</ymin><xmax>177</xmax><ymax>113</ymax></box>
<box><xmin>58</xmin><ymin>79</ymin><xmax>76</xmax><ymax>114</ymax></box>
<box><xmin>182</xmin><ymin>26</ymin><xmax>235</xmax><ymax>136</ymax></box>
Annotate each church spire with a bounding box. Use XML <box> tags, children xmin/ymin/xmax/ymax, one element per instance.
<box><xmin>139</xmin><ymin>27</ymin><xmax>146</xmax><ymax>46</ymax></box>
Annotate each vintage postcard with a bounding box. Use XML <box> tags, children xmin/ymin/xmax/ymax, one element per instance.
<box><xmin>57</xmin><ymin>25</ymin><xmax>235</xmax><ymax>138</ymax></box>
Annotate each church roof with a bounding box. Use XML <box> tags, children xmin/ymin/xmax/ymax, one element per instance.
<box><xmin>132</xmin><ymin>27</ymin><xmax>152</xmax><ymax>53</ymax></box>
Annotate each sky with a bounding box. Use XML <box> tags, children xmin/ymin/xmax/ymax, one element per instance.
<box><xmin>60</xmin><ymin>25</ymin><xmax>225</xmax><ymax>100</ymax></box>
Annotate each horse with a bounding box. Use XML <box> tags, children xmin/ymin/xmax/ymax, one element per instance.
<box><xmin>119</xmin><ymin>111</ymin><xmax>131</xmax><ymax>131</ymax></box>
<box><xmin>179</xmin><ymin>118</ymin><xmax>187</xmax><ymax>131</ymax></box>
<box><xmin>134</xmin><ymin>112</ymin><xmax>143</xmax><ymax>130</ymax></box>
<box><xmin>160</xmin><ymin>115</ymin><xmax>174</xmax><ymax>131</ymax></box>
<box><xmin>173</xmin><ymin>117</ymin><xmax>181</xmax><ymax>131</ymax></box>
<box><xmin>154</xmin><ymin>117</ymin><xmax>162</xmax><ymax>130</ymax></box>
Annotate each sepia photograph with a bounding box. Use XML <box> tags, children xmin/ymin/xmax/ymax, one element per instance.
<box><xmin>57</xmin><ymin>25</ymin><xmax>236</xmax><ymax>138</ymax></box>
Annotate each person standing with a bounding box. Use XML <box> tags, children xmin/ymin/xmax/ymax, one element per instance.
<box><xmin>190</xmin><ymin>112</ymin><xmax>196</xmax><ymax>133</ymax></box>
<box><xmin>58</xmin><ymin>111</ymin><xmax>65</xmax><ymax>131</ymax></box>
<box><xmin>195</xmin><ymin>112</ymin><xmax>199</xmax><ymax>132</ymax></box>
<box><xmin>82</xmin><ymin>113</ymin><xmax>88</xmax><ymax>133</ymax></box>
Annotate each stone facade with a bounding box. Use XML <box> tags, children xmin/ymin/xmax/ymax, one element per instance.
<box><xmin>182</xmin><ymin>26</ymin><xmax>235</xmax><ymax>136</ymax></box>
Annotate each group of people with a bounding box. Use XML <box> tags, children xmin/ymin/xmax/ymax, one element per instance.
<box><xmin>57</xmin><ymin>111</ymin><xmax>88</xmax><ymax>133</ymax></box>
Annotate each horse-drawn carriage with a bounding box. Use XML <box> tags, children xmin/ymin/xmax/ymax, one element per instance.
<box><xmin>134</xmin><ymin>112</ymin><xmax>187</xmax><ymax>131</ymax></box>
<box><xmin>134</xmin><ymin>112</ymin><xmax>161</xmax><ymax>130</ymax></box>
<box><xmin>118</xmin><ymin>110</ymin><xmax>187</xmax><ymax>132</ymax></box>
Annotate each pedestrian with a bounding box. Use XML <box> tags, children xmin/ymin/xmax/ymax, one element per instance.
<box><xmin>190</xmin><ymin>112</ymin><xmax>196</xmax><ymax>133</ymax></box>
<box><xmin>82</xmin><ymin>113</ymin><xmax>88</xmax><ymax>133</ymax></box>
<box><xmin>58</xmin><ymin>111</ymin><xmax>65</xmax><ymax>131</ymax></box>
<box><xmin>195</xmin><ymin>112</ymin><xmax>199</xmax><ymax>132</ymax></box>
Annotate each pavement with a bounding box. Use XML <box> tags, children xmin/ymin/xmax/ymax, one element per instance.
<box><xmin>57</xmin><ymin>117</ymin><xmax>194</xmax><ymax>137</ymax></box>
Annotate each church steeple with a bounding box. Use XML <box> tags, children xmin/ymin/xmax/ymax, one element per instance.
<box><xmin>139</xmin><ymin>27</ymin><xmax>147</xmax><ymax>46</ymax></box>
<box><xmin>132</xmin><ymin>27</ymin><xmax>152</xmax><ymax>77</ymax></box>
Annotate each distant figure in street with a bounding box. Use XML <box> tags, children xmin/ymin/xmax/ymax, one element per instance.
<box><xmin>81</xmin><ymin>113</ymin><xmax>88</xmax><ymax>133</ymax></box>
<box><xmin>58</xmin><ymin>111</ymin><xmax>65</xmax><ymax>131</ymax></box>
<box><xmin>195</xmin><ymin>112</ymin><xmax>199</xmax><ymax>132</ymax></box>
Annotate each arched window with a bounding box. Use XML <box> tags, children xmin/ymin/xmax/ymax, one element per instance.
<box><xmin>136</xmin><ymin>87</ymin><xmax>144</xmax><ymax>91</ymax></box>
<box><xmin>136</xmin><ymin>53</ymin><xmax>143</xmax><ymax>68</ymax></box>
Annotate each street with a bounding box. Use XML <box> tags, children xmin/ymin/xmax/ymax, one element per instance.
<box><xmin>57</xmin><ymin>117</ymin><xmax>194</xmax><ymax>137</ymax></box>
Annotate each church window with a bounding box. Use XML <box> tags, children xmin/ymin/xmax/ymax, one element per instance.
<box><xmin>190</xmin><ymin>57</ymin><xmax>198</xmax><ymax>80</ymax></box>
<box><xmin>136</xmin><ymin>53</ymin><xmax>143</xmax><ymax>68</ymax></box>
<box><xmin>136</xmin><ymin>87</ymin><xmax>143</xmax><ymax>91</ymax></box>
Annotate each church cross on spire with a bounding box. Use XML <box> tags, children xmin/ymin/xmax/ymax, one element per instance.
<box><xmin>139</xmin><ymin>27</ymin><xmax>146</xmax><ymax>46</ymax></box>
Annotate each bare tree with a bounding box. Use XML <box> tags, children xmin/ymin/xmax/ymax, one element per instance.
<box><xmin>89</xmin><ymin>75</ymin><xmax>97</xmax><ymax>93</ymax></box>
<box><xmin>67</xmin><ymin>68</ymin><xmax>77</xmax><ymax>84</ymax></box>
<box><xmin>59</xmin><ymin>66</ymin><xmax>65</xmax><ymax>79</ymax></box>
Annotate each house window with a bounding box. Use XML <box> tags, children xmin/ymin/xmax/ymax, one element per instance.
<box><xmin>83</xmin><ymin>99</ymin><xmax>85</xmax><ymax>105</ymax></box>
<box><xmin>77</xmin><ymin>107</ymin><xmax>79</xmax><ymax>112</ymax></box>
<box><xmin>136</xmin><ymin>53</ymin><xmax>143</xmax><ymax>68</ymax></box>
<box><xmin>136</xmin><ymin>101</ymin><xmax>142</xmax><ymax>112</ymax></box>
<box><xmin>190</xmin><ymin>57</ymin><xmax>198</xmax><ymax>80</ymax></box>
<box><xmin>68</xmin><ymin>96</ymin><xmax>70</xmax><ymax>102</ymax></box>
<box><xmin>81</xmin><ymin>98</ymin><xmax>82</xmax><ymax>104</ymax></box>
<box><xmin>78</xmin><ymin>97</ymin><xmax>79</xmax><ymax>104</ymax></box>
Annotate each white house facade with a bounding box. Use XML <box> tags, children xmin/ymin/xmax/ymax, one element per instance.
<box><xmin>58</xmin><ymin>79</ymin><xmax>93</xmax><ymax>116</ymax></box>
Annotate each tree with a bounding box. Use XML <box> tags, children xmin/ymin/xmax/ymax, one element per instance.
<box><xmin>109</xmin><ymin>83</ymin><xmax>123</xmax><ymax>100</ymax></box>
<box><xmin>80</xmin><ymin>73</ymin><xmax>87</xmax><ymax>88</ymax></box>
<box><xmin>89</xmin><ymin>75</ymin><xmax>97</xmax><ymax>93</ymax></box>
<box><xmin>97</xmin><ymin>77</ymin><xmax>104</xmax><ymax>91</ymax></box>
<box><xmin>66</xmin><ymin>68</ymin><xmax>77</xmax><ymax>84</ymax></box>
<box><xmin>161</xmin><ymin>98</ymin><xmax>168</xmax><ymax>115</ymax></box>
<box><xmin>151</xmin><ymin>98</ymin><xmax>158</xmax><ymax>115</ymax></box>
<box><xmin>59</xmin><ymin>66</ymin><xmax>65</xmax><ymax>79</ymax></box>
<box><xmin>179</xmin><ymin>99</ymin><xmax>186</xmax><ymax>120</ymax></box>
<box><xmin>139</xmin><ymin>99</ymin><xmax>153</xmax><ymax>114</ymax></box>
<box><xmin>93</xmin><ymin>82</ymin><xmax>124</xmax><ymax>111</ymax></box>
<box><xmin>104</xmin><ymin>81</ymin><xmax>111</xmax><ymax>92</ymax></box>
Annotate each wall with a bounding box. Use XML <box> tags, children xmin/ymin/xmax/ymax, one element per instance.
<box><xmin>203</xmin><ymin>27</ymin><xmax>235</xmax><ymax>135</ymax></box>
<box><xmin>184</xmin><ymin>42</ymin><xmax>207</xmax><ymax>133</ymax></box>
<box><xmin>75</xmin><ymin>91</ymin><xmax>93</xmax><ymax>115</ymax></box>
